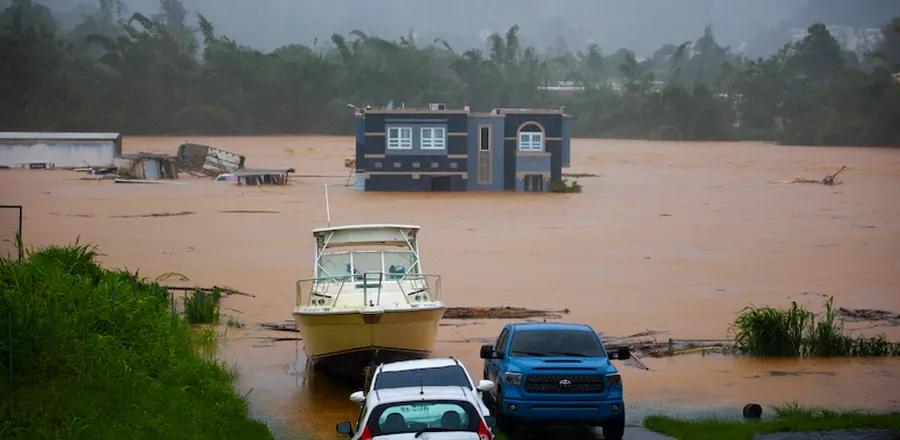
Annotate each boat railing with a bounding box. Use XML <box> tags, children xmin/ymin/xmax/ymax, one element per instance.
<box><xmin>296</xmin><ymin>273</ymin><xmax>441</xmax><ymax>308</ymax></box>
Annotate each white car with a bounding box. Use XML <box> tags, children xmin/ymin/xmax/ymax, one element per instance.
<box><xmin>351</xmin><ymin>358</ymin><xmax>494</xmax><ymax>418</ymax></box>
<box><xmin>336</xmin><ymin>386</ymin><xmax>495</xmax><ymax>440</ymax></box>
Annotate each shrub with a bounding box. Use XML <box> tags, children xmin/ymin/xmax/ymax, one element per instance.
<box><xmin>184</xmin><ymin>289</ymin><xmax>221</xmax><ymax>324</ymax></box>
<box><xmin>732</xmin><ymin>297</ymin><xmax>900</xmax><ymax>357</ymax></box>
<box><xmin>549</xmin><ymin>179</ymin><xmax>582</xmax><ymax>193</ymax></box>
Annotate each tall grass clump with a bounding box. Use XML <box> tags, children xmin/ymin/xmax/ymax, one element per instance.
<box><xmin>645</xmin><ymin>405</ymin><xmax>900</xmax><ymax>440</ymax></box>
<box><xmin>732</xmin><ymin>297</ymin><xmax>900</xmax><ymax>357</ymax></box>
<box><xmin>184</xmin><ymin>288</ymin><xmax>221</xmax><ymax>324</ymax></box>
<box><xmin>0</xmin><ymin>244</ymin><xmax>273</xmax><ymax>439</ymax></box>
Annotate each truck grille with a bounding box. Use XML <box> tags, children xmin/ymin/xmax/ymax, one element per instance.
<box><xmin>524</xmin><ymin>374</ymin><xmax>605</xmax><ymax>393</ymax></box>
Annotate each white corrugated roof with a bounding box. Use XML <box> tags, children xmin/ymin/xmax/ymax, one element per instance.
<box><xmin>0</xmin><ymin>132</ymin><xmax>121</xmax><ymax>141</ymax></box>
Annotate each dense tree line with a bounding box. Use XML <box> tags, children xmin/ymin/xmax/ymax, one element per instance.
<box><xmin>2</xmin><ymin>0</ymin><xmax>899</xmax><ymax>145</ymax></box>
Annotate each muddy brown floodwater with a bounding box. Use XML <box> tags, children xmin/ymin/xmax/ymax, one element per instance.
<box><xmin>3</xmin><ymin>136</ymin><xmax>900</xmax><ymax>439</ymax></box>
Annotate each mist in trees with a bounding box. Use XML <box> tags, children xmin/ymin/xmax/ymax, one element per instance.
<box><xmin>1</xmin><ymin>0</ymin><xmax>899</xmax><ymax>146</ymax></box>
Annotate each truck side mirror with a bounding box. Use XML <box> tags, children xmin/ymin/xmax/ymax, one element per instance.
<box><xmin>477</xmin><ymin>379</ymin><xmax>495</xmax><ymax>392</ymax></box>
<box><xmin>616</xmin><ymin>346</ymin><xmax>631</xmax><ymax>360</ymax></box>
<box><xmin>349</xmin><ymin>391</ymin><xmax>366</xmax><ymax>404</ymax></box>
<box><xmin>336</xmin><ymin>421</ymin><xmax>354</xmax><ymax>437</ymax></box>
<box><xmin>480</xmin><ymin>344</ymin><xmax>496</xmax><ymax>359</ymax></box>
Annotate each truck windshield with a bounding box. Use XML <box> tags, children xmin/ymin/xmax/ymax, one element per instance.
<box><xmin>374</xmin><ymin>366</ymin><xmax>471</xmax><ymax>390</ymax></box>
<box><xmin>508</xmin><ymin>330</ymin><xmax>605</xmax><ymax>357</ymax></box>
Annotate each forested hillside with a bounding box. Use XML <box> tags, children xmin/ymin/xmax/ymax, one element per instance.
<box><xmin>2</xmin><ymin>0</ymin><xmax>899</xmax><ymax>145</ymax></box>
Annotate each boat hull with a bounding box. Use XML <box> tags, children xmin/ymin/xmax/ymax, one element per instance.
<box><xmin>293</xmin><ymin>306</ymin><xmax>445</xmax><ymax>380</ymax></box>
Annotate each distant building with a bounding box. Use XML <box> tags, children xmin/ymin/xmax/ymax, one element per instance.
<box><xmin>0</xmin><ymin>132</ymin><xmax>122</xmax><ymax>168</ymax></box>
<box><xmin>539</xmin><ymin>81</ymin><xmax>586</xmax><ymax>96</ymax></box>
<box><xmin>114</xmin><ymin>153</ymin><xmax>178</xmax><ymax>180</ymax></box>
<box><xmin>355</xmin><ymin>106</ymin><xmax>572</xmax><ymax>192</ymax></box>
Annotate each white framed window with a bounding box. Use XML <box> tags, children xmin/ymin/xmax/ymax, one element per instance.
<box><xmin>420</xmin><ymin>127</ymin><xmax>446</xmax><ymax>149</ymax></box>
<box><xmin>387</xmin><ymin>127</ymin><xmax>412</xmax><ymax>149</ymax></box>
<box><xmin>518</xmin><ymin>131</ymin><xmax>544</xmax><ymax>151</ymax></box>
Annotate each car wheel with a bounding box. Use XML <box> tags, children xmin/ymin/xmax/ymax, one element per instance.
<box><xmin>602</xmin><ymin>413</ymin><xmax>625</xmax><ymax>440</ymax></box>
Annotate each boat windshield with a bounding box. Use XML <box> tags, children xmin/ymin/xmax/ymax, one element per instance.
<box><xmin>317</xmin><ymin>250</ymin><xmax>418</xmax><ymax>281</ymax></box>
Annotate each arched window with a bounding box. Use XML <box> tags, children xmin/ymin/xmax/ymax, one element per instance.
<box><xmin>517</xmin><ymin>123</ymin><xmax>544</xmax><ymax>152</ymax></box>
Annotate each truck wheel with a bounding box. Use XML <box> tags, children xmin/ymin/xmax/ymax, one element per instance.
<box><xmin>602</xmin><ymin>413</ymin><xmax>625</xmax><ymax>440</ymax></box>
<box><xmin>494</xmin><ymin>390</ymin><xmax>512</xmax><ymax>433</ymax></box>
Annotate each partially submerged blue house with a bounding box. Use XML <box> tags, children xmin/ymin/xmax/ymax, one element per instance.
<box><xmin>354</xmin><ymin>106</ymin><xmax>571</xmax><ymax>191</ymax></box>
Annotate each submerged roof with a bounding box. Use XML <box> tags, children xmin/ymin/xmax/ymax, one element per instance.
<box><xmin>314</xmin><ymin>224</ymin><xmax>420</xmax><ymax>248</ymax></box>
<box><xmin>232</xmin><ymin>168</ymin><xmax>293</xmax><ymax>176</ymax></box>
<box><xmin>117</xmin><ymin>152</ymin><xmax>173</xmax><ymax>160</ymax></box>
<box><xmin>0</xmin><ymin>132</ymin><xmax>121</xmax><ymax>141</ymax></box>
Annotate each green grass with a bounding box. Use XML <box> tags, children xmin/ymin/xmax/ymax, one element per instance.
<box><xmin>184</xmin><ymin>288</ymin><xmax>221</xmax><ymax>324</ymax></box>
<box><xmin>732</xmin><ymin>297</ymin><xmax>900</xmax><ymax>357</ymax></box>
<box><xmin>644</xmin><ymin>405</ymin><xmax>900</xmax><ymax>440</ymax></box>
<box><xmin>0</xmin><ymin>244</ymin><xmax>273</xmax><ymax>439</ymax></box>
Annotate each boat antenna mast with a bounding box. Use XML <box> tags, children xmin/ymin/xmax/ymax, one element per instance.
<box><xmin>324</xmin><ymin>183</ymin><xmax>332</xmax><ymax>226</ymax></box>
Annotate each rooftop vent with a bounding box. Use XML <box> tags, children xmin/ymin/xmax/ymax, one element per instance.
<box><xmin>429</xmin><ymin>103</ymin><xmax>447</xmax><ymax>111</ymax></box>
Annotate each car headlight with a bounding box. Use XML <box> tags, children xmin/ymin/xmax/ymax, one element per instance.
<box><xmin>504</xmin><ymin>372</ymin><xmax>523</xmax><ymax>387</ymax></box>
<box><xmin>606</xmin><ymin>374</ymin><xmax>622</xmax><ymax>386</ymax></box>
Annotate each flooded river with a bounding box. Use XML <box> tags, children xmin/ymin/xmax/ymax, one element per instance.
<box><xmin>3</xmin><ymin>136</ymin><xmax>900</xmax><ymax>438</ymax></box>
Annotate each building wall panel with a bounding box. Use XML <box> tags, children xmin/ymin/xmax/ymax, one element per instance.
<box><xmin>0</xmin><ymin>140</ymin><xmax>120</xmax><ymax>167</ymax></box>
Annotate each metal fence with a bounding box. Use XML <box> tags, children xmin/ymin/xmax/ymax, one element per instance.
<box><xmin>0</xmin><ymin>205</ymin><xmax>22</xmax><ymax>262</ymax></box>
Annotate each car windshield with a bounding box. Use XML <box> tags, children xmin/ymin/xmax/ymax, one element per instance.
<box><xmin>374</xmin><ymin>366</ymin><xmax>471</xmax><ymax>390</ymax></box>
<box><xmin>368</xmin><ymin>400</ymin><xmax>478</xmax><ymax>435</ymax></box>
<box><xmin>508</xmin><ymin>329</ymin><xmax>605</xmax><ymax>357</ymax></box>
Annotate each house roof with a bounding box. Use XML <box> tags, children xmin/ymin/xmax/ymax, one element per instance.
<box><xmin>359</xmin><ymin>108</ymin><xmax>469</xmax><ymax>115</ymax></box>
<box><xmin>357</xmin><ymin>108</ymin><xmax>570</xmax><ymax>117</ymax></box>
<box><xmin>117</xmin><ymin>152</ymin><xmax>173</xmax><ymax>160</ymax></box>
<box><xmin>493</xmin><ymin>108</ymin><xmax>572</xmax><ymax>117</ymax></box>
<box><xmin>0</xmin><ymin>132</ymin><xmax>121</xmax><ymax>141</ymax></box>
<box><xmin>231</xmin><ymin>168</ymin><xmax>293</xmax><ymax>176</ymax></box>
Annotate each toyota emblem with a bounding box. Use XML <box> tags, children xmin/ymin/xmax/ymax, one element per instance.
<box><xmin>559</xmin><ymin>379</ymin><xmax>572</xmax><ymax>388</ymax></box>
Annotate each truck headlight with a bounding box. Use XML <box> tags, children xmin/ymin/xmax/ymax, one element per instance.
<box><xmin>606</xmin><ymin>374</ymin><xmax>621</xmax><ymax>386</ymax></box>
<box><xmin>504</xmin><ymin>372</ymin><xmax>523</xmax><ymax>387</ymax></box>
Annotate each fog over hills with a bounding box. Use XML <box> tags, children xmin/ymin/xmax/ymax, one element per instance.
<box><xmin>11</xmin><ymin>0</ymin><xmax>900</xmax><ymax>56</ymax></box>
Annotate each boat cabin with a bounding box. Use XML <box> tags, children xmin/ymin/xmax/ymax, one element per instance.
<box><xmin>313</xmin><ymin>224</ymin><xmax>422</xmax><ymax>282</ymax></box>
<box><xmin>298</xmin><ymin>224</ymin><xmax>439</xmax><ymax>309</ymax></box>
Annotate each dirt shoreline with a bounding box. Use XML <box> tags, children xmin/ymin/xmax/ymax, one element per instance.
<box><xmin>3</xmin><ymin>135</ymin><xmax>900</xmax><ymax>439</ymax></box>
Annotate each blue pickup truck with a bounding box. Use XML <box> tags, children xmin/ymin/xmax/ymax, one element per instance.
<box><xmin>480</xmin><ymin>322</ymin><xmax>630</xmax><ymax>439</ymax></box>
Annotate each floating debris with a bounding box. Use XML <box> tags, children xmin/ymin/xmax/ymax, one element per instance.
<box><xmin>443</xmin><ymin>306</ymin><xmax>569</xmax><ymax>320</ymax></box>
<box><xmin>156</xmin><ymin>272</ymin><xmax>190</xmax><ymax>282</ymax></box>
<box><xmin>769</xmin><ymin>165</ymin><xmax>847</xmax><ymax>186</ymax></box>
<box><xmin>837</xmin><ymin>307</ymin><xmax>900</xmax><ymax>325</ymax></box>
<box><xmin>177</xmin><ymin>143</ymin><xmax>245</xmax><ymax>176</ymax></box>
<box><xmin>110</xmin><ymin>211</ymin><xmax>194</xmax><ymax>218</ymax></box>
<box><xmin>163</xmin><ymin>285</ymin><xmax>255</xmax><ymax>297</ymax></box>
<box><xmin>219</xmin><ymin>209</ymin><xmax>281</xmax><ymax>214</ymax></box>
<box><xmin>260</xmin><ymin>322</ymin><xmax>300</xmax><ymax>333</ymax></box>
